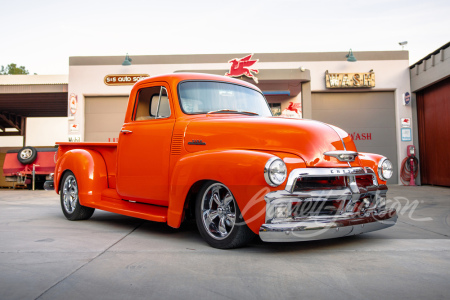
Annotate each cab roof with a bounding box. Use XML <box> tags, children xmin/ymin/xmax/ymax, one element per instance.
<box><xmin>135</xmin><ymin>72</ymin><xmax>262</xmax><ymax>92</ymax></box>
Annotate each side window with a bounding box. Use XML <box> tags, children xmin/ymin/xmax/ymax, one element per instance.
<box><xmin>134</xmin><ymin>86</ymin><xmax>171</xmax><ymax>120</ymax></box>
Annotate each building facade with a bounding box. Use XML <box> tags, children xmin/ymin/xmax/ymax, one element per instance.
<box><xmin>410</xmin><ymin>42</ymin><xmax>450</xmax><ymax>187</ymax></box>
<box><xmin>0</xmin><ymin>51</ymin><xmax>413</xmax><ymax>185</ymax></box>
<box><xmin>67</xmin><ymin>51</ymin><xmax>411</xmax><ymax>184</ymax></box>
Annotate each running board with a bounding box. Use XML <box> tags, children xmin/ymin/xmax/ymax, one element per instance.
<box><xmin>88</xmin><ymin>188</ymin><xmax>168</xmax><ymax>222</ymax></box>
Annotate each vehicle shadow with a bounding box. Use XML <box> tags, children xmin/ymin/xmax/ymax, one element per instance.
<box><xmin>87</xmin><ymin>211</ymin><xmax>377</xmax><ymax>254</ymax></box>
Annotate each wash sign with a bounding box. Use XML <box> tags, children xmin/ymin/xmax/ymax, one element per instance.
<box><xmin>326</xmin><ymin>72</ymin><xmax>375</xmax><ymax>88</ymax></box>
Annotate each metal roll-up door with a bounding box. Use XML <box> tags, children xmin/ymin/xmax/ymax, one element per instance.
<box><xmin>312</xmin><ymin>92</ymin><xmax>397</xmax><ymax>184</ymax></box>
<box><xmin>85</xmin><ymin>96</ymin><xmax>129</xmax><ymax>142</ymax></box>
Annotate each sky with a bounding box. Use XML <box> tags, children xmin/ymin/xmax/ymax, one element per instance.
<box><xmin>1</xmin><ymin>0</ymin><xmax>449</xmax><ymax>75</ymax></box>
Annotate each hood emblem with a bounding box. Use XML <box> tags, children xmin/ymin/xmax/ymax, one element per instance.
<box><xmin>324</xmin><ymin>151</ymin><xmax>358</xmax><ymax>162</ymax></box>
<box><xmin>188</xmin><ymin>139</ymin><xmax>206</xmax><ymax>145</ymax></box>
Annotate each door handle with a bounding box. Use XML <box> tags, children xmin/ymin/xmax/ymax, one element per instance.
<box><xmin>120</xmin><ymin>130</ymin><xmax>133</xmax><ymax>134</ymax></box>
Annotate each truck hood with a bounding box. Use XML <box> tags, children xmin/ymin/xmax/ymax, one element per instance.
<box><xmin>184</xmin><ymin>116</ymin><xmax>360</xmax><ymax>167</ymax></box>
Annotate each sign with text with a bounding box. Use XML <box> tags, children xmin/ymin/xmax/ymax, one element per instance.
<box><xmin>350</xmin><ymin>132</ymin><xmax>372</xmax><ymax>141</ymax></box>
<box><xmin>326</xmin><ymin>72</ymin><xmax>375</xmax><ymax>88</ymax></box>
<box><xmin>104</xmin><ymin>74</ymin><xmax>149</xmax><ymax>86</ymax></box>
<box><xmin>401</xmin><ymin>128</ymin><xmax>412</xmax><ymax>142</ymax></box>
<box><xmin>68</xmin><ymin>135</ymin><xmax>81</xmax><ymax>142</ymax></box>
<box><xmin>403</xmin><ymin>92</ymin><xmax>411</xmax><ymax>105</ymax></box>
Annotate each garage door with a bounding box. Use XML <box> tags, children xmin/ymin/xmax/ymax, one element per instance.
<box><xmin>312</xmin><ymin>92</ymin><xmax>397</xmax><ymax>184</ymax></box>
<box><xmin>417</xmin><ymin>77</ymin><xmax>450</xmax><ymax>186</ymax></box>
<box><xmin>85</xmin><ymin>96</ymin><xmax>129</xmax><ymax>142</ymax></box>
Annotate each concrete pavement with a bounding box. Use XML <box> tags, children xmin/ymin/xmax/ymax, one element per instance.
<box><xmin>0</xmin><ymin>185</ymin><xmax>449</xmax><ymax>300</ymax></box>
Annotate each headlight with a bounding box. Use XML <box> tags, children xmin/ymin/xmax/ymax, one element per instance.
<box><xmin>378</xmin><ymin>157</ymin><xmax>393</xmax><ymax>181</ymax></box>
<box><xmin>264</xmin><ymin>157</ymin><xmax>287</xmax><ymax>187</ymax></box>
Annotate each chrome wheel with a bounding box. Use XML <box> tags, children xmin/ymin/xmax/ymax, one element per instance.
<box><xmin>200</xmin><ymin>183</ymin><xmax>237</xmax><ymax>240</ymax></box>
<box><xmin>60</xmin><ymin>171</ymin><xmax>95</xmax><ymax>221</ymax></box>
<box><xmin>20</xmin><ymin>149</ymin><xmax>33</xmax><ymax>159</ymax></box>
<box><xmin>62</xmin><ymin>174</ymin><xmax>78</xmax><ymax>214</ymax></box>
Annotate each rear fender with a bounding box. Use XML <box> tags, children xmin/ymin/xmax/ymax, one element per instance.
<box><xmin>167</xmin><ymin>150</ymin><xmax>286</xmax><ymax>234</ymax></box>
<box><xmin>55</xmin><ymin>149</ymin><xmax>108</xmax><ymax>206</ymax></box>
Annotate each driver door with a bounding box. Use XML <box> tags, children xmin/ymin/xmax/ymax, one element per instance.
<box><xmin>116</xmin><ymin>84</ymin><xmax>175</xmax><ymax>206</ymax></box>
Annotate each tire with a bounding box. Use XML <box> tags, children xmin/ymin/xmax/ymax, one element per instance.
<box><xmin>17</xmin><ymin>147</ymin><xmax>37</xmax><ymax>164</ymax></box>
<box><xmin>195</xmin><ymin>181</ymin><xmax>255</xmax><ymax>249</ymax></box>
<box><xmin>60</xmin><ymin>171</ymin><xmax>95</xmax><ymax>221</ymax></box>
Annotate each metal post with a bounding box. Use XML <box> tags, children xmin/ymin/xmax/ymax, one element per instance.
<box><xmin>32</xmin><ymin>164</ymin><xmax>36</xmax><ymax>191</ymax></box>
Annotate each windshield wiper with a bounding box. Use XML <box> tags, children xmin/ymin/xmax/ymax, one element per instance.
<box><xmin>207</xmin><ymin>109</ymin><xmax>259</xmax><ymax>116</ymax></box>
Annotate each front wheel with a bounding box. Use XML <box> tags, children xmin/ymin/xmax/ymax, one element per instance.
<box><xmin>195</xmin><ymin>181</ymin><xmax>255</xmax><ymax>249</ymax></box>
<box><xmin>60</xmin><ymin>171</ymin><xmax>95</xmax><ymax>221</ymax></box>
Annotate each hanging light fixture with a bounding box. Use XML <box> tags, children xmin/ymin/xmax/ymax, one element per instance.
<box><xmin>346</xmin><ymin>49</ymin><xmax>357</xmax><ymax>62</ymax></box>
<box><xmin>122</xmin><ymin>53</ymin><xmax>132</xmax><ymax>66</ymax></box>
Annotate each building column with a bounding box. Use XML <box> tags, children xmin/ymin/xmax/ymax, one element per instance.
<box><xmin>301</xmin><ymin>81</ymin><xmax>312</xmax><ymax>119</ymax></box>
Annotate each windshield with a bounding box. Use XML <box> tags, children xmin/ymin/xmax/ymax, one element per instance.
<box><xmin>178</xmin><ymin>81</ymin><xmax>272</xmax><ymax>117</ymax></box>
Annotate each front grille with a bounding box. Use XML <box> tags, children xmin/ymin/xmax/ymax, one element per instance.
<box><xmin>288</xmin><ymin>168</ymin><xmax>384</xmax><ymax>217</ymax></box>
<box><xmin>355</xmin><ymin>174</ymin><xmax>376</xmax><ymax>188</ymax></box>
<box><xmin>294</xmin><ymin>174</ymin><xmax>377</xmax><ymax>193</ymax></box>
<box><xmin>291</xmin><ymin>199</ymin><xmax>345</xmax><ymax>217</ymax></box>
<box><xmin>265</xmin><ymin>167</ymin><xmax>388</xmax><ymax>223</ymax></box>
<box><xmin>294</xmin><ymin>176</ymin><xmax>346</xmax><ymax>191</ymax></box>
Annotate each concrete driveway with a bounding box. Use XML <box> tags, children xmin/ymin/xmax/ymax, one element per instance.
<box><xmin>0</xmin><ymin>185</ymin><xmax>449</xmax><ymax>300</ymax></box>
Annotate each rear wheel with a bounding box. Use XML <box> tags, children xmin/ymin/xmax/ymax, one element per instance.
<box><xmin>195</xmin><ymin>181</ymin><xmax>255</xmax><ymax>249</ymax></box>
<box><xmin>60</xmin><ymin>171</ymin><xmax>95</xmax><ymax>221</ymax></box>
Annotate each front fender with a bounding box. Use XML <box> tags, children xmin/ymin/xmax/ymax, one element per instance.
<box><xmin>55</xmin><ymin>149</ymin><xmax>108</xmax><ymax>206</ymax></box>
<box><xmin>167</xmin><ymin>150</ymin><xmax>303</xmax><ymax>234</ymax></box>
<box><xmin>358</xmin><ymin>152</ymin><xmax>389</xmax><ymax>184</ymax></box>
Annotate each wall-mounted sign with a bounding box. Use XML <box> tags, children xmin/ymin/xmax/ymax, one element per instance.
<box><xmin>350</xmin><ymin>132</ymin><xmax>372</xmax><ymax>141</ymax></box>
<box><xmin>281</xmin><ymin>102</ymin><xmax>302</xmax><ymax>118</ymax></box>
<box><xmin>401</xmin><ymin>118</ymin><xmax>411</xmax><ymax>127</ymax></box>
<box><xmin>325</xmin><ymin>72</ymin><xmax>375</xmax><ymax>88</ymax></box>
<box><xmin>69</xmin><ymin>93</ymin><xmax>78</xmax><ymax>116</ymax></box>
<box><xmin>68</xmin><ymin>135</ymin><xmax>81</xmax><ymax>142</ymax></box>
<box><xmin>225</xmin><ymin>54</ymin><xmax>259</xmax><ymax>83</ymax></box>
<box><xmin>401</xmin><ymin>128</ymin><xmax>412</xmax><ymax>142</ymax></box>
<box><xmin>70</xmin><ymin>124</ymin><xmax>79</xmax><ymax>132</ymax></box>
<box><xmin>104</xmin><ymin>74</ymin><xmax>149</xmax><ymax>86</ymax></box>
<box><xmin>403</xmin><ymin>92</ymin><xmax>411</xmax><ymax>105</ymax></box>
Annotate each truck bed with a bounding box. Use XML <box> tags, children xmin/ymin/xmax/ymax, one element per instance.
<box><xmin>56</xmin><ymin>142</ymin><xmax>118</xmax><ymax>188</ymax></box>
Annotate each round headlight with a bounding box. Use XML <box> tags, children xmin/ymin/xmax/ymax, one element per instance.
<box><xmin>378</xmin><ymin>158</ymin><xmax>393</xmax><ymax>181</ymax></box>
<box><xmin>264</xmin><ymin>157</ymin><xmax>287</xmax><ymax>187</ymax></box>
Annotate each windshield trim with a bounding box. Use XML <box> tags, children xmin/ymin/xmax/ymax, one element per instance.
<box><xmin>177</xmin><ymin>79</ymin><xmax>272</xmax><ymax>116</ymax></box>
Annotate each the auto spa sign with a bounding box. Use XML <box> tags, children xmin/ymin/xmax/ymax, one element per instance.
<box><xmin>104</xmin><ymin>74</ymin><xmax>149</xmax><ymax>86</ymax></box>
<box><xmin>325</xmin><ymin>71</ymin><xmax>375</xmax><ymax>88</ymax></box>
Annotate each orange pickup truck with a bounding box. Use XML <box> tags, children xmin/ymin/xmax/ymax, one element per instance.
<box><xmin>53</xmin><ymin>73</ymin><xmax>397</xmax><ymax>249</ymax></box>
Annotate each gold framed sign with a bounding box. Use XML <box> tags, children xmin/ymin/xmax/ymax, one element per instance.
<box><xmin>104</xmin><ymin>74</ymin><xmax>149</xmax><ymax>86</ymax></box>
<box><xmin>325</xmin><ymin>72</ymin><xmax>375</xmax><ymax>88</ymax></box>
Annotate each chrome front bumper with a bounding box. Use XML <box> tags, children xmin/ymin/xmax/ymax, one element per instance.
<box><xmin>259</xmin><ymin>167</ymin><xmax>397</xmax><ymax>242</ymax></box>
<box><xmin>260</xmin><ymin>209</ymin><xmax>397</xmax><ymax>242</ymax></box>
